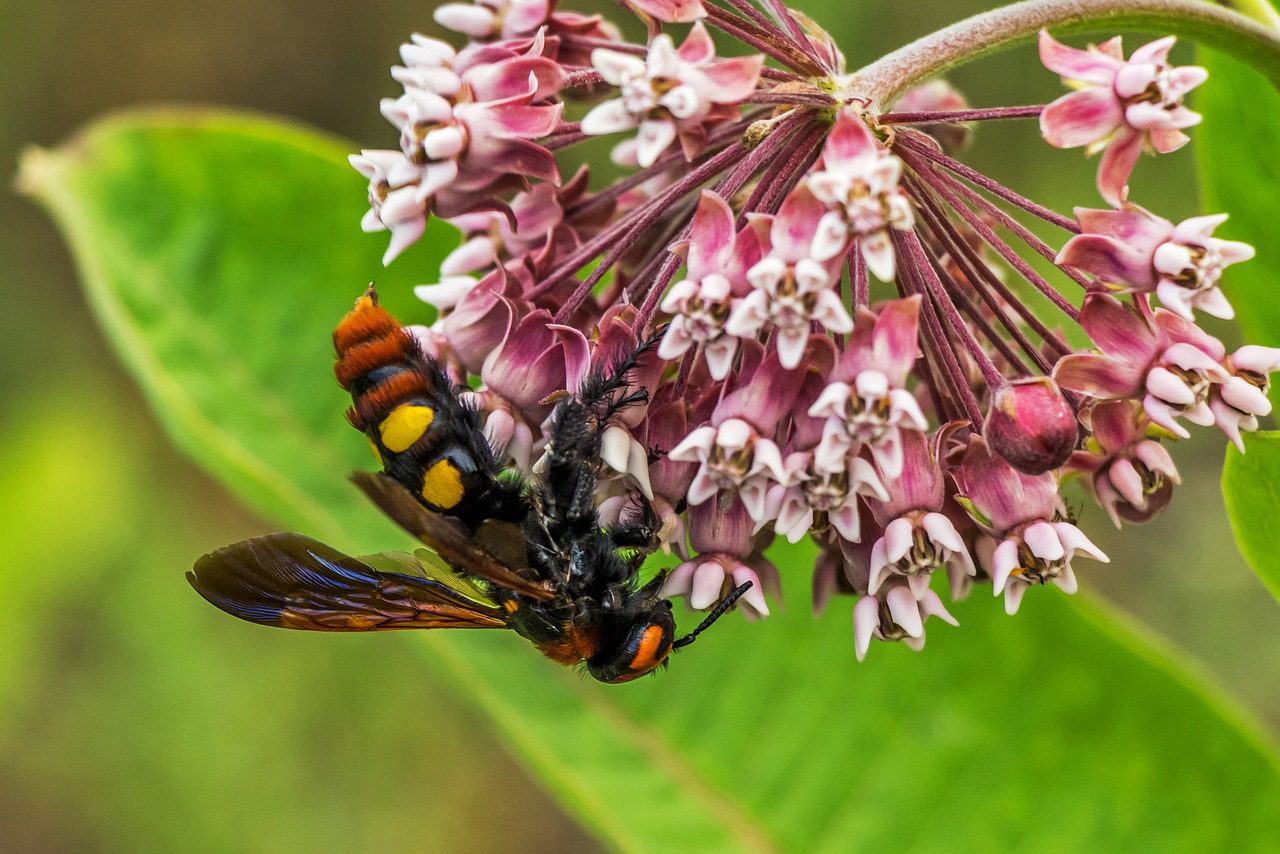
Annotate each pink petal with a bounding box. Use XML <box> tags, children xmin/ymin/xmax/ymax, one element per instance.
<box><xmin>629</xmin><ymin>0</ymin><xmax>706</xmax><ymax>22</ymax></box>
<box><xmin>990</xmin><ymin>539</ymin><xmax>1019</xmax><ymax>594</ymax></box>
<box><xmin>1088</xmin><ymin>400</ymin><xmax>1138</xmax><ymax>452</ymax></box>
<box><xmin>688</xmin><ymin>191</ymin><xmax>735</xmax><ymax>278</ymax></box>
<box><xmin>690</xmin><ymin>560</ymin><xmax>727</xmax><ymax>609</ymax></box>
<box><xmin>1056</xmin><ymin>234</ymin><xmax>1156</xmax><ymax>289</ymax></box>
<box><xmin>1097</xmin><ymin>127</ymin><xmax>1144</xmax><ymax>206</ymax></box>
<box><xmin>823</xmin><ymin>110</ymin><xmax>880</xmax><ymax>169</ymax></box>
<box><xmin>853</xmin><ymin>597</ymin><xmax>879</xmax><ymax>661</ymax></box>
<box><xmin>581</xmin><ymin>99</ymin><xmax>636</xmax><ymax>135</ymax></box>
<box><xmin>886</xmin><ymin>586</ymin><xmax>923</xmax><ymax>637</ymax></box>
<box><xmin>1038</xmin><ymin>30</ymin><xmax>1123</xmax><ymax>85</ymax></box>
<box><xmin>1040</xmin><ymin>88</ymin><xmax>1123</xmax><ymax>149</ymax></box>
<box><xmin>699</xmin><ymin>55</ymin><xmax>765</xmax><ymax>103</ymax></box>
<box><xmin>770</xmin><ymin>184</ymin><xmax>825</xmax><ymax>262</ymax></box>
<box><xmin>1148</xmin><ymin>127</ymin><xmax>1191</xmax><ymax>154</ymax></box>
<box><xmin>1128</xmin><ymin>35</ymin><xmax>1175</xmax><ymax>65</ymax></box>
<box><xmin>1053</xmin><ymin>353</ymin><xmax>1143</xmax><ymax>398</ymax></box>
<box><xmin>872</xmin><ymin>296</ymin><xmax>922</xmax><ymax>385</ymax></box>
<box><xmin>1074</xmin><ymin>206</ymin><xmax>1173</xmax><ymax>245</ymax></box>
<box><xmin>1078</xmin><ymin>293</ymin><xmax>1157</xmax><ymax>364</ymax></box>
<box><xmin>676</xmin><ymin>19</ymin><xmax>715</xmax><ymax>63</ymax></box>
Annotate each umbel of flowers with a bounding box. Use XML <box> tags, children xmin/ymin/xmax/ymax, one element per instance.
<box><xmin>350</xmin><ymin>0</ymin><xmax>1277</xmax><ymax>660</ymax></box>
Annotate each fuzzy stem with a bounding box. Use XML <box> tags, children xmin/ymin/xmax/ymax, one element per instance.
<box><xmin>922</xmin><ymin>161</ymin><xmax>1092</xmax><ymax>289</ymax></box>
<box><xmin>848</xmin><ymin>0</ymin><xmax>1280</xmax><ymax>107</ymax></box>
<box><xmin>549</xmin><ymin>143</ymin><xmax>746</xmax><ymax>318</ymax></box>
<box><xmin>703</xmin><ymin>5</ymin><xmax>823</xmax><ymax>74</ymax></box>
<box><xmin>878</xmin><ymin>105</ymin><xmax>1046</xmax><ymax>124</ymax></box>
<box><xmin>848</xmin><ymin>242</ymin><xmax>869</xmax><ymax>308</ymax></box>
<box><xmin>905</xmin><ymin>174</ymin><xmax>1071</xmax><ymax>358</ymax></box>
<box><xmin>758</xmin><ymin>0</ymin><xmax>830</xmax><ymax>69</ymax></box>
<box><xmin>901</xmin><ymin>229</ymin><xmax>1006</xmax><ymax>390</ymax></box>
<box><xmin>559</xmin><ymin>35</ymin><xmax>648</xmax><ymax>56</ymax></box>
<box><xmin>895</xmin><ymin>132</ymin><xmax>1077</xmax><ymax>233</ymax></box>
<box><xmin>901</xmin><ymin>150</ymin><xmax>1080</xmax><ymax>321</ymax></box>
<box><xmin>894</xmin><ymin>231</ymin><xmax>985</xmax><ymax>426</ymax></box>
<box><xmin>909</xmin><ymin>182</ymin><xmax>1052</xmax><ymax>372</ymax></box>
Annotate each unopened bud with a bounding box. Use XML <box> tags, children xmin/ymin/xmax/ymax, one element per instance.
<box><xmin>984</xmin><ymin>378</ymin><xmax>1078</xmax><ymax>474</ymax></box>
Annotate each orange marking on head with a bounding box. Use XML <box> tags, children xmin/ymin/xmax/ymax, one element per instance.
<box><xmin>627</xmin><ymin>624</ymin><xmax>669</xmax><ymax>675</ymax></box>
<box><xmin>334</xmin><ymin>332</ymin><xmax>416</xmax><ymax>389</ymax></box>
<box><xmin>333</xmin><ymin>293</ymin><xmax>398</xmax><ymax>353</ymax></box>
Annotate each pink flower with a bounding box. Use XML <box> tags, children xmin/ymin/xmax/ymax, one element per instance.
<box><xmin>808</xmin><ymin>297</ymin><xmax>926</xmax><ymax>478</ymax></box>
<box><xmin>1053</xmin><ymin>293</ymin><xmax>1229</xmax><ymax>438</ymax></box>
<box><xmin>352</xmin><ymin>34</ymin><xmax>564</xmax><ymax>264</ymax></box>
<box><xmin>657</xmin><ymin>191</ymin><xmax>767</xmax><ymax>379</ymax></box>
<box><xmin>853</xmin><ymin>578</ymin><xmax>958</xmax><ymax>661</ymax></box>
<box><xmin>1211</xmin><ymin>345</ymin><xmax>1280</xmax><ymax>451</ymax></box>
<box><xmin>807</xmin><ymin>110</ymin><xmax>914</xmax><ymax>280</ymax></box>
<box><xmin>1058</xmin><ymin>207</ymin><xmax>1254</xmax><ymax>320</ymax></box>
<box><xmin>581</xmin><ymin>23</ymin><xmax>762</xmax><ymax>167</ymax></box>
<box><xmin>1068</xmin><ymin>400</ymin><xmax>1179</xmax><ymax>526</ymax></box>
<box><xmin>1039</xmin><ymin>31</ymin><xmax>1207</xmax><ymax>206</ymax></box>
<box><xmin>862</xmin><ymin>429</ymin><xmax>976</xmax><ymax>599</ymax></box>
<box><xmin>953</xmin><ymin>436</ymin><xmax>1108</xmax><ymax>615</ymax></box>
<box><xmin>670</xmin><ymin>417</ymin><xmax>787</xmax><ymax>522</ymax></box>
<box><xmin>769</xmin><ymin>449</ymin><xmax>888</xmax><ymax>544</ymax></box>
<box><xmin>725</xmin><ymin>186</ymin><xmax>853</xmax><ymax>369</ymax></box>
<box><xmin>480</xmin><ymin>309</ymin><xmax>589</xmax><ymax>416</ymax></box>
<box><xmin>662</xmin><ymin>554</ymin><xmax>774</xmax><ymax>619</ymax></box>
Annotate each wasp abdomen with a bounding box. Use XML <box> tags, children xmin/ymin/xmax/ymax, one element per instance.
<box><xmin>332</xmin><ymin>290</ymin><xmax>511</xmax><ymax>527</ymax></box>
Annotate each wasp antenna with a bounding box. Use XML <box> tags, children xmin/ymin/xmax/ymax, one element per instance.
<box><xmin>671</xmin><ymin>580</ymin><xmax>753</xmax><ymax>650</ymax></box>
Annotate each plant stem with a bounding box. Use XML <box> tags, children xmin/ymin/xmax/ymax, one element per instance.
<box><xmin>848</xmin><ymin>0</ymin><xmax>1280</xmax><ymax>107</ymax></box>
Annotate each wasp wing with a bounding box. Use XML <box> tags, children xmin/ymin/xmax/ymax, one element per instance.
<box><xmin>351</xmin><ymin>471</ymin><xmax>555</xmax><ymax>602</ymax></box>
<box><xmin>188</xmin><ymin>532</ymin><xmax>509</xmax><ymax>631</ymax></box>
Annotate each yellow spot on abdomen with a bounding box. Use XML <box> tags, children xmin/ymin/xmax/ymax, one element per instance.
<box><xmin>421</xmin><ymin>459</ymin><xmax>465</xmax><ymax>509</ymax></box>
<box><xmin>379</xmin><ymin>404</ymin><xmax>434</xmax><ymax>452</ymax></box>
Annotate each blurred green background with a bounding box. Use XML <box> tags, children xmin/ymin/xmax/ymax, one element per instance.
<box><xmin>3</xmin><ymin>0</ymin><xmax>1277</xmax><ymax>850</ymax></box>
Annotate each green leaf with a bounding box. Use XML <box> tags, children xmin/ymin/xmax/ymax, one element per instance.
<box><xmin>1197</xmin><ymin>46</ymin><xmax>1280</xmax><ymax>357</ymax></box>
<box><xmin>23</xmin><ymin>109</ymin><xmax>1280</xmax><ymax>852</ymax></box>
<box><xmin>1223</xmin><ymin>433</ymin><xmax>1280</xmax><ymax>603</ymax></box>
<box><xmin>1197</xmin><ymin>47</ymin><xmax>1280</xmax><ymax>600</ymax></box>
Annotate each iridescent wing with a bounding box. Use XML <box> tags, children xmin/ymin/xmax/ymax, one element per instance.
<box><xmin>188</xmin><ymin>533</ymin><xmax>508</xmax><ymax>631</ymax></box>
<box><xmin>351</xmin><ymin>471</ymin><xmax>556</xmax><ymax>602</ymax></box>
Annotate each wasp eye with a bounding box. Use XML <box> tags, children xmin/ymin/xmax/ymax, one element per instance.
<box><xmin>587</xmin><ymin>611</ymin><xmax>675</xmax><ymax>684</ymax></box>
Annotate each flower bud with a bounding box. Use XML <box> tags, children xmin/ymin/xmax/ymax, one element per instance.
<box><xmin>984</xmin><ymin>377</ymin><xmax>1078</xmax><ymax>474</ymax></box>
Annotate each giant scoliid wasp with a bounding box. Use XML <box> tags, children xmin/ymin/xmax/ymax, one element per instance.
<box><xmin>189</xmin><ymin>287</ymin><xmax>749</xmax><ymax>683</ymax></box>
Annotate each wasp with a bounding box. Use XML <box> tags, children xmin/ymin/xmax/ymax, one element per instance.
<box><xmin>188</xmin><ymin>287</ymin><xmax>748</xmax><ymax>683</ymax></box>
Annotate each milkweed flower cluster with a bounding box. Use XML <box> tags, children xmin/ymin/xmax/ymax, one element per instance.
<box><xmin>350</xmin><ymin>0</ymin><xmax>1276</xmax><ymax>661</ymax></box>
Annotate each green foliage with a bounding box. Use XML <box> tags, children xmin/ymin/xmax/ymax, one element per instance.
<box><xmin>24</xmin><ymin>110</ymin><xmax>1280</xmax><ymax>852</ymax></box>
<box><xmin>1223</xmin><ymin>433</ymin><xmax>1280</xmax><ymax>603</ymax></box>
<box><xmin>1197</xmin><ymin>48</ymin><xmax>1280</xmax><ymax>603</ymax></box>
<box><xmin>1197</xmin><ymin>48</ymin><xmax>1280</xmax><ymax>356</ymax></box>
